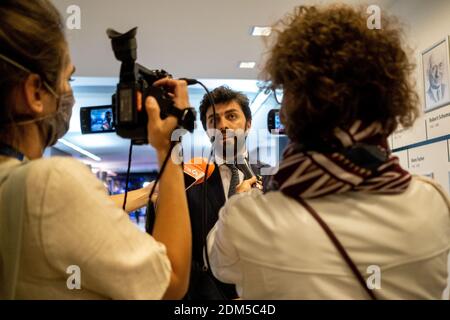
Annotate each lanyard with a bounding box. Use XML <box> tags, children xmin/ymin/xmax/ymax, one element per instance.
<box><xmin>0</xmin><ymin>144</ymin><xmax>24</xmax><ymax>161</ymax></box>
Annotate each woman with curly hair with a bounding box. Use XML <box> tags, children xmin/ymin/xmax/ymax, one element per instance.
<box><xmin>207</xmin><ymin>5</ymin><xmax>450</xmax><ymax>299</ymax></box>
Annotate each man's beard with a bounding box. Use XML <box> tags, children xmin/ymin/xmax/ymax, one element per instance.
<box><xmin>212</xmin><ymin>129</ymin><xmax>247</xmax><ymax>163</ymax></box>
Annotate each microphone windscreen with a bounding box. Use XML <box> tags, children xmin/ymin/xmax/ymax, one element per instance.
<box><xmin>184</xmin><ymin>157</ymin><xmax>215</xmax><ymax>186</ymax></box>
<box><xmin>184</xmin><ymin>163</ymin><xmax>204</xmax><ymax>188</ymax></box>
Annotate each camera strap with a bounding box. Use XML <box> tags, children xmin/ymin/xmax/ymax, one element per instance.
<box><xmin>284</xmin><ymin>193</ymin><xmax>378</xmax><ymax>300</ymax></box>
<box><xmin>0</xmin><ymin>144</ymin><xmax>24</xmax><ymax>161</ymax></box>
<box><xmin>167</xmin><ymin>105</ymin><xmax>196</xmax><ymax>132</ymax></box>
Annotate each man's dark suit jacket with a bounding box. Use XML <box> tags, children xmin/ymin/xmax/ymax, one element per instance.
<box><xmin>146</xmin><ymin>161</ymin><xmax>269</xmax><ymax>300</ymax></box>
<box><xmin>184</xmin><ymin>162</ymin><xmax>267</xmax><ymax>300</ymax></box>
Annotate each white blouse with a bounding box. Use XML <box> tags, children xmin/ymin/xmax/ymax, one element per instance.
<box><xmin>0</xmin><ymin>156</ymin><xmax>171</xmax><ymax>299</ymax></box>
<box><xmin>208</xmin><ymin>176</ymin><xmax>450</xmax><ymax>299</ymax></box>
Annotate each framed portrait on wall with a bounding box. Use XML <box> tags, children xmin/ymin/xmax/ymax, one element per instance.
<box><xmin>422</xmin><ymin>37</ymin><xmax>450</xmax><ymax>112</ymax></box>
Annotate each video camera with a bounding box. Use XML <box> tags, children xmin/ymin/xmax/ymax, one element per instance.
<box><xmin>80</xmin><ymin>27</ymin><xmax>196</xmax><ymax>145</ymax></box>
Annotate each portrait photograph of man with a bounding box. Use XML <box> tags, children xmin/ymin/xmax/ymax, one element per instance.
<box><xmin>423</xmin><ymin>38</ymin><xmax>450</xmax><ymax>111</ymax></box>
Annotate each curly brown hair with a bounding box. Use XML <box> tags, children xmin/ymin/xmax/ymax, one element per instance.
<box><xmin>262</xmin><ymin>5</ymin><xmax>419</xmax><ymax>144</ymax></box>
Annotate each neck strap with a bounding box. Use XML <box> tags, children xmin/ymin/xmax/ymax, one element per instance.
<box><xmin>0</xmin><ymin>144</ymin><xmax>24</xmax><ymax>161</ymax></box>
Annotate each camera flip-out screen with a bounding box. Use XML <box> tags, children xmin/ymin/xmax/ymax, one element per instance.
<box><xmin>80</xmin><ymin>105</ymin><xmax>116</xmax><ymax>134</ymax></box>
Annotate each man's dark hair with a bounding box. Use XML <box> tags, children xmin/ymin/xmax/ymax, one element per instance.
<box><xmin>199</xmin><ymin>85</ymin><xmax>251</xmax><ymax>130</ymax></box>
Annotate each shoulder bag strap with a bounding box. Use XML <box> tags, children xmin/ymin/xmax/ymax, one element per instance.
<box><xmin>286</xmin><ymin>194</ymin><xmax>377</xmax><ymax>300</ymax></box>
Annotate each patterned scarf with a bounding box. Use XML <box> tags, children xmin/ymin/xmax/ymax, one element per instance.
<box><xmin>271</xmin><ymin>121</ymin><xmax>411</xmax><ymax>199</ymax></box>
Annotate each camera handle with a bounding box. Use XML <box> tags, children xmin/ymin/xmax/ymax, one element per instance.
<box><xmin>166</xmin><ymin>104</ymin><xmax>197</xmax><ymax>133</ymax></box>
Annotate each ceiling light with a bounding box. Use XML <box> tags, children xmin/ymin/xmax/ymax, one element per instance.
<box><xmin>251</xmin><ymin>26</ymin><xmax>272</xmax><ymax>37</ymax></box>
<box><xmin>239</xmin><ymin>61</ymin><xmax>256</xmax><ymax>69</ymax></box>
<box><xmin>58</xmin><ymin>138</ymin><xmax>102</xmax><ymax>162</ymax></box>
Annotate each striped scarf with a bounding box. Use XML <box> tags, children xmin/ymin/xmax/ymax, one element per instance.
<box><xmin>271</xmin><ymin>121</ymin><xmax>411</xmax><ymax>199</ymax></box>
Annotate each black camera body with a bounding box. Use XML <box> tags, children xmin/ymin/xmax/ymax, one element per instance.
<box><xmin>106</xmin><ymin>27</ymin><xmax>196</xmax><ymax>145</ymax></box>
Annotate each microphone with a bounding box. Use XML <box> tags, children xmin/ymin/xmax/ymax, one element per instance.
<box><xmin>114</xmin><ymin>158</ymin><xmax>216</xmax><ymax>212</ymax></box>
<box><xmin>183</xmin><ymin>157</ymin><xmax>215</xmax><ymax>189</ymax></box>
<box><xmin>236</xmin><ymin>157</ymin><xmax>263</xmax><ymax>189</ymax></box>
<box><xmin>236</xmin><ymin>157</ymin><xmax>255</xmax><ymax>180</ymax></box>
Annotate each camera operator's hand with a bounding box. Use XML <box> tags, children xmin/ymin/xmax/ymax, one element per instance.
<box><xmin>144</xmin><ymin>96</ymin><xmax>178</xmax><ymax>153</ymax></box>
<box><xmin>139</xmin><ymin>79</ymin><xmax>189</xmax><ymax>154</ymax></box>
<box><xmin>154</xmin><ymin>78</ymin><xmax>189</xmax><ymax>109</ymax></box>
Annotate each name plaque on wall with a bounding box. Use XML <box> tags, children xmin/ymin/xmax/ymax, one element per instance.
<box><xmin>426</xmin><ymin>104</ymin><xmax>450</xmax><ymax>139</ymax></box>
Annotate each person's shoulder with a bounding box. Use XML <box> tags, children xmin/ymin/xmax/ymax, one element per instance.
<box><xmin>411</xmin><ymin>175</ymin><xmax>450</xmax><ymax>208</ymax></box>
<box><xmin>412</xmin><ymin>174</ymin><xmax>444</xmax><ymax>191</ymax></box>
<box><xmin>26</xmin><ymin>157</ymin><xmax>95</xmax><ymax>188</ymax></box>
<box><xmin>21</xmin><ymin>157</ymin><xmax>100</xmax><ymax>210</ymax></box>
<box><xmin>28</xmin><ymin>156</ymin><xmax>91</xmax><ymax>175</ymax></box>
<box><xmin>222</xmin><ymin>189</ymin><xmax>287</xmax><ymax>220</ymax></box>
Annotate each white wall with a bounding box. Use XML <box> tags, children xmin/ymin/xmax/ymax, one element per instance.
<box><xmin>388</xmin><ymin>0</ymin><xmax>450</xmax><ymax>194</ymax></box>
<box><xmin>389</xmin><ymin>0</ymin><xmax>450</xmax><ymax>300</ymax></box>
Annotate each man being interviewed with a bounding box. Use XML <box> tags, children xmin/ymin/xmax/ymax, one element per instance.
<box><xmin>184</xmin><ymin>86</ymin><xmax>267</xmax><ymax>300</ymax></box>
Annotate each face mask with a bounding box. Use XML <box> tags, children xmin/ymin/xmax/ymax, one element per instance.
<box><xmin>0</xmin><ymin>53</ymin><xmax>76</xmax><ymax>147</ymax></box>
<box><xmin>38</xmin><ymin>90</ymin><xmax>75</xmax><ymax>147</ymax></box>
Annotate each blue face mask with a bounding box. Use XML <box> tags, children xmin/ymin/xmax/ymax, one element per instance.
<box><xmin>0</xmin><ymin>53</ymin><xmax>75</xmax><ymax>147</ymax></box>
